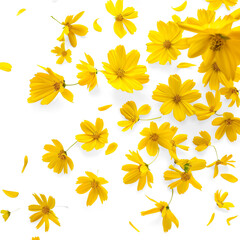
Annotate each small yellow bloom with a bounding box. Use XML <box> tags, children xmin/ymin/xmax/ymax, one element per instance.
<box><xmin>106</xmin><ymin>0</ymin><xmax>138</xmax><ymax>38</ymax></box>
<box><xmin>138</xmin><ymin>122</ymin><xmax>174</xmax><ymax>156</ymax></box>
<box><xmin>220</xmin><ymin>81</ymin><xmax>240</xmax><ymax>107</ymax></box>
<box><xmin>105</xmin><ymin>142</ymin><xmax>118</xmax><ymax>155</ymax></box>
<box><xmin>93</xmin><ymin>18</ymin><xmax>102</xmax><ymax>32</ymax></box>
<box><xmin>129</xmin><ymin>221</ymin><xmax>140</xmax><ymax>232</ymax></box>
<box><xmin>141</xmin><ymin>196</ymin><xmax>179</xmax><ymax>232</ymax></box>
<box><xmin>28</xmin><ymin>66</ymin><xmax>73</xmax><ymax>105</ymax></box>
<box><xmin>215</xmin><ymin>190</ymin><xmax>234</xmax><ymax>210</ymax></box>
<box><xmin>98</xmin><ymin>104</ymin><xmax>112</xmax><ymax>111</ymax></box>
<box><xmin>29</xmin><ymin>194</ymin><xmax>60</xmax><ymax>232</ymax></box>
<box><xmin>22</xmin><ymin>155</ymin><xmax>28</xmax><ymax>173</ymax></box>
<box><xmin>193</xmin><ymin>131</ymin><xmax>211</xmax><ymax>151</ymax></box>
<box><xmin>177</xmin><ymin>62</ymin><xmax>196</xmax><ymax>68</ymax></box>
<box><xmin>212</xmin><ymin>112</ymin><xmax>240</xmax><ymax>142</ymax></box>
<box><xmin>227</xmin><ymin>215</ymin><xmax>238</xmax><ymax>225</ymax></box>
<box><xmin>102</xmin><ymin>45</ymin><xmax>149</xmax><ymax>93</ymax></box>
<box><xmin>172</xmin><ymin>1</ymin><xmax>187</xmax><ymax>11</ymax></box>
<box><xmin>1</xmin><ymin>210</ymin><xmax>11</xmax><ymax>221</ymax></box>
<box><xmin>0</xmin><ymin>62</ymin><xmax>12</xmax><ymax>72</ymax></box>
<box><xmin>207</xmin><ymin>213</ymin><xmax>215</xmax><ymax>226</ymax></box>
<box><xmin>122</xmin><ymin>151</ymin><xmax>153</xmax><ymax>191</ymax></box>
<box><xmin>76</xmin><ymin>171</ymin><xmax>108</xmax><ymax>206</ymax></box>
<box><xmin>51</xmin><ymin>43</ymin><xmax>72</xmax><ymax>64</ymax></box>
<box><xmin>118</xmin><ymin>101</ymin><xmax>151</xmax><ymax>131</ymax></box>
<box><xmin>152</xmin><ymin>74</ymin><xmax>201</xmax><ymax>122</ymax></box>
<box><xmin>221</xmin><ymin>173</ymin><xmax>238</xmax><ymax>183</ymax></box>
<box><xmin>2</xmin><ymin>190</ymin><xmax>19</xmax><ymax>198</ymax></box>
<box><xmin>17</xmin><ymin>8</ymin><xmax>26</xmax><ymax>16</ymax></box>
<box><xmin>76</xmin><ymin>118</ymin><xmax>109</xmax><ymax>151</ymax></box>
<box><xmin>206</xmin><ymin>0</ymin><xmax>237</xmax><ymax>11</ymax></box>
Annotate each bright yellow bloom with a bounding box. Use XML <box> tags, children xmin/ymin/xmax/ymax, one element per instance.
<box><xmin>207</xmin><ymin>213</ymin><xmax>215</xmax><ymax>226</ymax></box>
<box><xmin>76</xmin><ymin>53</ymin><xmax>98</xmax><ymax>91</ymax></box>
<box><xmin>76</xmin><ymin>118</ymin><xmax>108</xmax><ymax>151</ymax></box>
<box><xmin>118</xmin><ymin>101</ymin><xmax>151</xmax><ymax>131</ymax></box>
<box><xmin>193</xmin><ymin>131</ymin><xmax>211</xmax><ymax>151</ymax></box>
<box><xmin>152</xmin><ymin>74</ymin><xmax>201</xmax><ymax>121</ymax></box>
<box><xmin>206</xmin><ymin>0</ymin><xmax>237</xmax><ymax>11</ymax></box>
<box><xmin>215</xmin><ymin>190</ymin><xmax>234</xmax><ymax>210</ymax></box>
<box><xmin>22</xmin><ymin>155</ymin><xmax>28</xmax><ymax>173</ymax></box>
<box><xmin>93</xmin><ymin>19</ymin><xmax>102</xmax><ymax>32</ymax></box>
<box><xmin>29</xmin><ymin>194</ymin><xmax>60</xmax><ymax>232</ymax></box>
<box><xmin>172</xmin><ymin>1</ymin><xmax>187</xmax><ymax>11</ymax></box>
<box><xmin>212</xmin><ymin>112</ymin><xmax>240</xmax><ymax>142</ymax></box>
<box><xmin>2</xmin><ymin>190</ymin><xmax>19</xmax><ymax>198</ymax></box>
<box><xmin>194</xmin><ymin>91</ymin><xmax>222</xmax><ymax>120</ymax></box>
<box><xmin>105</xmin><ymin>0</ymin><xmax>138</xmax><ymax>38</ymax></box>
<box><xmin>220</xmin><ymin>81</ymin><xmax>240</xmax><ymax>107</ymax></box>
<box><xmin>76</xmin><ymin>171</ymin><xmax>108</xmax><ymax>206</ymax></box>
<box><xmin>28</xmin><ymin>66</ymin><xmax>73</xmax><ymax>105</ymax></box>
<box><xmin>42</xmin><ymin>139</ymin><xmax>74</xmax><ymax>174</ymax></box>
<box><xmin>98</xmin><ymin>104</ymin><xmax>112</xmax><ymax>111</ymax></box>
<box><xmin>221</xmin><ymin>173</ymin><xmax>238</xmax><ymax>183</ymax></box>
<box><xmin>147</xmin><ymin>21</ymin><xmax>188</xmax><ymax>65</ymax></box>
<box><xmin>207</xmin><ymin>154</ymin><xmax>235</xmax><ymax>178</ymax></box>
<box><xmin>227</xmin><ymin>215</ymin><xmax>238</xmax><ymax>225</ymax></box>
<box><xmin>51</xmin><ymin>43</ymin><xmax>72</xmax><ymax>64</ymax></box>
<box><xmin>105</xmin><ymin>142</ymin><xmax>118</xmax><ymax>155</ymax></box>
<box><xmin>138</xmin><ymin>122</ymin><xmax>174</xmax><ymax>156</ymax></box>
<box><xmin>141</xmin><ymin>196</ymin><xmax>179</xmax><ymax>232</ymax></box>
<box><xmin>1</xmin><ymin>210</ymin><xmax>10</xmax><ymax>221</ymax></box>
<box><xmin>58</xmin><ymin>11</ymin><xmax>88</xmax><ymax>47</ymax></box>
<box><xmin>0</xmin><ymin>62</ymin><xmax>12</xmax><ymax>72</ymax></box>
<box><xmin>122</xmin><ymin>151</ymin><xmax>153</xmax><ymax>191</ymax></box>
<box><xmin>102</xmin><ymin>45</ymin><xmax>149</xmax><ymax>93</ymax></box>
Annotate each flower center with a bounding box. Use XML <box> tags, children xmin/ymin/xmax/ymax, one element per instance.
<box><xmin>163</xmin><ymin>40</ymin><xmax>171</xmax><ymax>49</ymax></box>
<box><xmin>181</xmin><ymin>172</ymin><xmax>191</xmax><ymax>181</ymax></box>
<box><xmin>225</xmin><ymin>119</ymin><xmax>232</xmax><ymax>125</ymax></box>
<box><xmin>91</xmin><ymin>180</ymin><xmax>98</xmax><ymax>188</ymax></box>
<box><xmin>210</xmin><ymin>34</ymin><xmax>225</xmax><ymax>51</ymax></box>
<box><xmin>115</xmin><ymin>14</ymin><xmax>124</xmax><ymax>21</ymax></box>
<box><xmin>54</xmin><ymin>82</ymin><xmax>61</xmax><ymax>91</ymax></box>
<box><xmin>140</xmin><ymin>164</ymin><xmax>148</xmax><ymax>174</ymax></box>
<box><xmin>173</xmin><ymin>95</ymin><xmax>181</xmax><ymax>103</ymax></box>
<box><xmin>116</xmin><ymin>68</ymin><xmax>125</xmax><ymax>78</ymax></box>
<box><xmin>42</xmin><ymin>206</ymin><xmax>50</xmax><ymax>214</ymax></box>
<box><xmin>216</xmin><ymin>160</ymin><xmax>222</xmax><ymax>165</ymax></box>
<box><xmin>58</xmin><ymin>150</ymin><xmax>67</xmax><ymax>160</ymax></box>
<box><xmin>170</xmin><ymin>140</ymin><xmax>176</xmax><ymax>147</ymax></box>
<box><xmin>150</xmin><ymin>133</ymin><xmax>159</xmax><ymax>141</ymax></box>
<box><xmin>92</xmin><ymin>133</ymin><xmax>100</xmax><ymax>139</ymax></box>
<box><xmin>212</xmin><ymin>62</ymin><xmax>220</xmax><ymax>72</ymax></box>
<box><xmin>62</xmin><ymin>51</ymin><xmax>67</xmax><ymax>57</ymax></box>
<box><xmin>209</xmin><ymin>106</ymin><xmax>215</xmax><ymax>112</ymax></box>
<box><xmin>231</xmin><ymin>88</ymin><xmax>239</xmax><ymax>94</ymax></box>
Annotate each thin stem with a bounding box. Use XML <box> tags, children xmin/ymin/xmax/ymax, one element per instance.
<box><xmin>51</xmin><ymin>16</ymin><xmax>62</xmax><ymax>25</ymax></box>
<box><xmin>148</xmin><ymin>149</ymin><xmax>159</xmax><ymax>165</ymax></box>
<box><xmin>211</xmin><ymin>145</ymin><xmax>219</xmax><ymax>160</ymax></box>
<box><xmin>140</xmin><ymin>116</ymin><xmax>162</xmax><ymax>121</ymax></box>
<box><xmin>12</xmin><ymin>208</ymin><xmax>20</xmax><ymax>213</ymax></box>
<box><xmin>65</xmin><ymin>141</ymin><xmax>78</xmax><ymax>152</ymax></box>
<box><xmin>168</xmin><ymin>189</ymin><xmax>174</xmax><ymax>206</ymax></box>
<box><xmin>215</xmin><ymin>112</ymin><xmax>223</xmax><ymax>116</ymax></box>
<box><xmin>65</xmin><ymin>83</ymin><xmax>79</xmax><ymax>86</ymax></box>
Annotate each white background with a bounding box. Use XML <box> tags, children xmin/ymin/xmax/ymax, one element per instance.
<box><xmin>0</xmin><ymin>0</ymin><xmax>240</xmax><ymax>239</ymax></box>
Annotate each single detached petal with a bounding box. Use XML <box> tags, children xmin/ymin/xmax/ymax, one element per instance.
<box><xmin>98</xmin><ymin>104</ymin><xmax>112</xmax><ymax>111</ymax></box>
<box><xmin>2</xmin><ymin>190</ymin><xmax>19</xmax><ymax>198</ymax></box>
<box><xmin>207</xmin><ymin>213</ymin><xmax>215</xmax><ymax>226</ymax></box>
<box><xmin>105</xmin><ymin>142</ymin><xmax>118</xmax><ymax>155</ymax></box>
<box><xmin>129</xmin><ymin>221</ymin><xmax>140</xmax><ymax>232</ymax></box>
<box><xmin>172</xmin><ymin>1</ymin><xmax>187</xmax><ymax>11</ymax></box>
<box><xmin>227</xmin><ymin>216</ymin><xmax>238</xmax><ymax>225</ymax></box>
<box><xmin>22</xmin><ymin>155</ymin><xmax>28</xmax><ymax>173</ymax></box>
<box><xmin>221</xmin><ymin>173</ymin><xmax>238</xmax><ymax>183</ymax></box>
<box><xmin>177</xmin><ymin>62</ymin><xmax>196</xmax><ymax>68</ymax></box>
<box><xmin>93</xmin><ymin>18</ymin><xmax>102</xmax><ymax>32</ymax></box>
<box><xmin>17</xmin><ymin>9</ymin><xmax>26</xmax><ymax>16</ymax></box>
<box><xmin>0</xmin><ymin>62</ymin><xmax>12</xmax><ymax>72</ymax></box>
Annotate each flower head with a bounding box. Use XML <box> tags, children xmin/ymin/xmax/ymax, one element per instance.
<box><xmin>29</xmin><ymin>194</ymin><xmax>60</xmax><ymax>232</ymax></box>
<box><xmin>102</xmin><ymin>45</ymin><xmax>149</xmax><ymax>93</ymax></box>
<box><xmin>106</xmin><ymin>0</ymin><xmax>138</xmax><ymax>38</ymax></box>
<box><xmin>206</xmin><ymin>0</ymin><xmax>237</xmax><ymax>11</ymax></box>
<box><xmin>76</xmin><ymin>171</ymin><xmax>108</xmax><ymax>206</ymax></box>
<box><xmin>1</xmin><ymin>210</ymin><xmax>10</xmax><ymax>221</ymax></box>
<box><xmin>215</xmin><ymin>190</ymin><xmax>234</xmax><ymax>210</ymax></box>
<box><xmin>193</xmin><ymin>131</ymin><xmax>211</xmax><ymax>151</ymax></box>
<box><xmin>51</xmin><ymin>43</ymin><xmax>72</xmax><ymax>64</ymax></box>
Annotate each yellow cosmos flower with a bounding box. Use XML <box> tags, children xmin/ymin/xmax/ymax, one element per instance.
<box><xmin>207</xmin><ymin>154</ymin><xmax>235</xmax><ymax>178</ymax></box>
<box><xmin>0</xmin><ymin>62</ymin><xmax>12</xmax><ymax>72</ymax></box>
<box><xmin>22</xmin><ymin>155</ymin><xmax>28</xmax><ymax>173</ymax></box>
<box><xmin>57</xmin><ymin>12</ymin><xmax>88</xmax><ymax>47</ymax></box>
<box><xmin>141</xmin><ymin>196</ymin><xmax>179</xmax><ymax>232</ymax></box>
<box><xmin>215</xmin><ymin>190</ymin><xmax>234</xmax><ymax>210</ymax></box>
<box><xmin>152</xmin><ymin>74</ymin><xmax>201</xmax><ymax>122</ymax></box>
<box><xmin>122</xmin><ymin>151</ymin><xmax>153</xmax><ymax>191</ymax></box>
<box><xmin>147</xmin><ymin>21</ymin><xmax>188</xmax><ymax>64</ymax></box>
<box><xmin>105</xmin><ymin>0</ymin><xmax>138</xmax><ymax>38</ymax></box>
<box><xmin>29</xmin><ymin>194</ymin><xmax>60</xmax><ymax>232</ymax></box>
<box><xmin>76</xmin><ymin>53</ymin><xmax>98</xmax><ymax>91</ymax></box>
<box><xmin>220</xmin><ymin>81</ymin><xmax>240</xmax><ymax>107</ymax></box>
<box><xmin>138</xmin><ymin>122</ymin><xmax>174</xmax><ymax>156</ymax></box>
<box><xmin>118</xmin><ymin>101</ymin><xmax>151</xmax><ymax>131</ymax></box>
<box><xmin>2</xmin><ymin>190</ymin><xmax>19</xmax><ymax>198</ymax></box>
<box><xmin>76</xmin><ymin>171</ymin><xmax>108</xmax><ymax>206</ymax></box>
<box><xmin>206</xmin><ymin>0</ymin><xmax>237</xmax><ymax>11</ymax></box>
<box><xmin>42</xmin><ymin>139</ymin><xmax>74</xmax><ymax>174</ymax></box>
<box><xmin>28</xmin><ymin>66</ymin><xmax>73</xmax><ymax>105</ymax></box>
<box><xmin>1</xmin><ymin>210</ymin><xmax>10</xmax><ymax>221</ymax></box>
<box><xmin>212</xmin><ymin>112</ymin><xmax>240</xmax><ymax>142</ymax></box>
<box><xmin>75</xmin><ymin>118</ymin><xmax>108</xmax><ymax>151</ymax></box>
<box><xmin>102</xmin><ymin>45</ymin><xmax>149</xmax><ymax>93</ymax></box>
<box><xmin>194</xmin><ymin>91</ymin><xmax>222</xmax><ymax>120</ymax></box>
<box><xmin>51</xmin><ymin>43</ymin><xmax>72</xmax><ymax>64</ymax></box>
<box><xmin>193</xmin><ymin>131</ymin><xmax>211</xmax><ymax>151</ymax></box>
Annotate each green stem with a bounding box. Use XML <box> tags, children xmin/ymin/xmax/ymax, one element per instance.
<box><xmin>148</xmin><ymin>149</ymin><xmax>159</xmax><ymax>165</ymax></box>
<box><xmin>215</xmin><ymin>112</ymin><xmax>223</xmax><ymax>116</ymax></box>
<box><xmin>65</xmin><ymin>83</ymin><xmax>79</xmax><ymax>86</ymax></box>
<box><xmin>168</xmin><ymin>189</ymin><xmax>174</xmax><ymax>206</ymax></box>
<box><xmin>211</xmin><ymin>145</ymin><xmax>219</xmax><ymax>160</ymax></box>
<box><xmin>51</xmin><ymin>16</ymin><xmax>62</xmax><ymax>25</ymax></box>
<box><xmin>66</xmin><ymin>141</ymin><xmax>78</xmax><ymax>152</ymax></box>
<box><xmin>140</xmin><ymin>116</ymin><xmax>162</xmax><ymax>121</ymax></box>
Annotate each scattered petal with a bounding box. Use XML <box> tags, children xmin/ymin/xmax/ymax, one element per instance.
<box><xmin>172</xmin><ymin>1</ymin><xmax>187</xmax><ymax>11</ymax></box>
<box><xmin>0</xmin><ymin>62</ymin><xmax>12</xmax><ymax>72</ymax></box>
<box><xmin>98</xmin><ymin>104</ymin><xmax>112</xmax><ymax>111</ymax></box>
<box><xmin>172</xmin><ymin>14</ymin><xmax>181</xmax><ymax>23</ymax></box>
<box><xmin>17</xmin><ymin>9</ymin><xmax>26</xmax><ymax>16</ymax></box>
<box><xmin>1</xmin><ymin>210</ymin><xmax>11</xmax><ymax>221</ymax></box>
<box><xmin>177</xmin><ymin>63</ymin><xmax>196</xmax><ymax>68</ymax></box>
<box><xmin>105</xmin><ymin>142</ymin><xmax>118</xmax><ymax>155</ymax></box>
<box><xmin>207</xmin><ymin>213</ymin><xmax>215</xmax><ymax>226</ymax></box>
<box><xmin>129</xmin><ymin>221</ymin><xmax>140</xmax><ymax>232</ymax></box>
<box><xmin>93</xmin><ymin>18</ymin><xmax>102</xmax><ymax>32</ymax></box>
<box><xmin>2</xmin><ymin>190</ymin><xmax>19</xmax><ymax>198</ymax></box>
<box><xmin>227</xmin><ymin>215</ymin><xmax>238</xmax><ymax>225</ymax></box>
<box><xmin>22</xmin><ymin>155</ymin><xmax>28</xmax><ymax>173</ymax></box>
<box><xmin>221</xmin><ymin>174</ymin><xmax>238</xmax><ymax>183</ymax></box>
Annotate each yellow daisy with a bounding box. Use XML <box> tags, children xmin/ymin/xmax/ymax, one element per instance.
<box><xmin>206</xmin><ymin>0</ymin><xmax>238</xmax><ymax>11</ymax></box>
<box><xmin>152</xmin><ymin>74</ymin><xmax>201</xmax><ymax>122</ymax></box>
<box><xmin>51</xmin><ymin>42</ymin><xmax>72</xmax><ymax>64</ymax></box>
<box><xmin>76</xmin><ymin>171</ymin><xmax>108</xmax><ymax>206</ymax></box>
<box><xmin>215</xmin><ymin>190</ymin><xmax>234</xmax><ymax>210</ymax></box>
<box><xmin>220</xmin><ymin>81</ymin><xmax>240</xmax><ymax>107</ymax></box>
<box><xmin>102</xmin><ymin>45</ymin><xmax>149</xmax><ymax>93</ymax></box>
<box><xmin>193</xmin><ymin>131</ymin><xmax>211</xmax><ymax>151</ymax></box>
<box><xmin>1</xmin><ymin>210</ymin><xmax>10</xmax><ymax>221</ymax></box>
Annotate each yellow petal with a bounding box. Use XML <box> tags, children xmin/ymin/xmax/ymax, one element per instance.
<box><xmin>177</xmin><ymin>63</ymin><xmax>196</xmax><ymax>68</ymax></box>
<box><xmin>1</xmin><ymin>210</ymin><xmax>11</xmax><ymax>222</ymax></box>
<box><xmin>129</xmin><ymin>221</ymin><xmax>140</xmax><ymax>232</ymax></box>
<box><xmin>172</xmin><ymin>1</ymin><xmax>187</xmax><ymax>11</ymax></box>
<box><xmin>172</xmin><ymin>14</ymin><xmax>181</xmax><ymax>23</ymax></box>
<box><xmin>17</xmin><ymin>9</ymin><xmax>26</xmax><ymax>16</ymax></box>
<box><xmin>2</xmin><ymin>190</ymin><xmax>19</xmax><ymax>198</ymax></box>
<box><xmin>207</xmin><ymin>213</ymin><xmax>215</xmax><ymax>226</ymax></box>
<box><xmin>221</xmin><ymin>174</ymin><xmax>238</xmax><ymax>183</ymax></box>
<box><xmin>21</xmin><ymin>155</ymin><xmax>28</xmax><ymax>173</ymax></box>
<box><xmin>105</xmin><ymin>142</ymin><xmax>118</xmax><ymax>155</ymax></box>
<box><xmin>227</xmin><ymin>215</ymin><xmax>238</xmax><ymax>225</ymax></box>
<box><xmin>0</xmin><ymin>62</ymin><xmax>12</xmax><ymax>72</ymax></box>
<box><xmin>93</xmin><ymin>18</ymin><xmax>102</xmax><ymax>32</ymax></box>
<box><xmin>98</xmin><ymin>104</ymin><xmax>112</xmax><ymax>111</ymax></box>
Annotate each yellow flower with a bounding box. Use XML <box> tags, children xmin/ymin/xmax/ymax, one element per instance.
<box><xmin>194</xmin><ymin>91</ymin><xmax>222</xmax><ymax>120</ymax></box>
<box><xmin>0</xmin><ymin>62</ymin><xmax>12</xmax><ymax>72</ymax></box>
<box><xmin>122</xmin><ymin>151</ymin><xmax>153</xmax><ymax>191</ymax></box>
<box><xmin>1</xmin><ymin>210</ymin><xmax>10</xmax><ymax>221</ymax></box>
<box><xmin>51</xmin><ymin>43</ymin><xmax>72</xmax><ymax>64</ymax></box>
<box><xmin>75</xmin><ymin>118</ymin><xmax>108</xmax><ymax>151</ymax></box>
<box><xmin>220</xmin><ymin>81</ymin><xmax>240</xmax><ymax>107</ymax></box>
<box><xmin>152</xmin><ymin>74</ymin><xmax>201</xmax><ymax>121</ymax></box>
<box><xmin>76</xmin><ymin>171</ymin><xmax>108</xmax><ymax>206</ymax></box>
<box><xmin>22</xmin><ymin>155</ymin><xmax>28</xmax><ymax>173</ymax></box>
<box><xmin>29</xmin><ymin>194</ymin><xmax>60</xmax><ymax>232</ymax></box>
<box><xmin>141</xmin><ymin>196</ymin><xmax>179</xmax><ymax>232</ymax></box>
<box><xmin>2</xmin><ymin>190</ymin><xmax>19</xmax><ymax>198</ymax></box>
<box><xmin>57</xmin><ymin>12</ymin><xmax>88</xmax><ymax>47</ymax></box>
<box><xmin>147</xmin><ymin>21</ymin><xmax>188</xmax><ymax>64</ymax></box>
<box><xmin>105</xmin><ymin>0</ymin><xmax>138</xmax><ymax>38</ymax></box>
<box><xmin>212</xmin><ymin>112</ymin><xmax>240</xmax><ymax>142</ymax></box>
<box><xmin>164</xmin><ymin>164</ymin><xmax>202</xmax><ymax>194</ymax></box>
<box><xmin>207</xmin><ymin>154</ymin><xmax>235</xmax><ymax>178</ymax></box>
<box><xmin>214</xmin><ymin>190</ymin><xmax>234</xmax><ymax>210</ymax></box>
<box><xmin>28</xmin><ymin>66</ymin><xmax>73</xmax><ymax>105</ymax></box>
<box><xmin>102</xmin><ymin>45</ymin><xmax>149</xmax><ymax>93</ymax></box>
<box><xmin>206</xmin><ymin>0</ymin><xmax>237</xmax><ymax>11</ymax></box>
<box><xmin>193</xmin><ymin>131</ymin><xmax>211</xmax><ymax>151</ymax></box>
<box><xmin>118</xmin><ymin>101</ymin><xmax>151</xmax><ymax>131</ymax></box>
<box><xmin>76</xmin><ymin>53</ymin><xmax>98</xmax><ymax>91</ymax></box>
<box><xmin>42</xmin><ymin>139</ymin><xmax>74</xmax><ymax>174</ymax></box>
<box><xmin>138</xmin><ymin>122</ymin><xmax>174</xmax><ymax>156</ymax></box>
